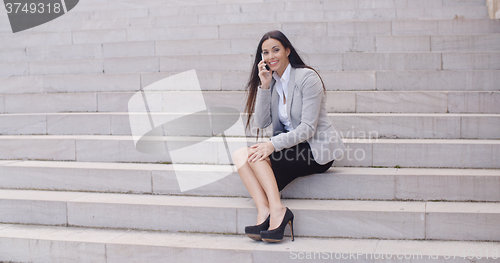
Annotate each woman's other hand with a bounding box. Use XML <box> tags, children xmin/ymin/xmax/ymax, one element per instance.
<box><xmin>258</xmin><ymin>60</ymin><xmax>272</xmax><ymax>89</ymax></box>
<box><xmin>248</xmin><ymin>142</ymin><xmax>275</xmax><ymax>162</ymax></box>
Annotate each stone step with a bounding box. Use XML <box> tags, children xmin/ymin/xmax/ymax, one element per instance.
<box><xmin>1</xmin><ymin>19</ymin><xmax>500</xmax><ymax>48</ymax></box>
<box><xmin>1</xmin><ymin>112</ymin><xmax>499</xmax><ymax>140</ymax></box>
<box><xmin>0</xmin><ymin>189</ymin><xmax>499</xmax><ymax>241</ymax></box>
<box><xmin>1</xmin><ymin>91</ymin><xmax>498</xmax><ymax>114</ymax></box>
<box><xmin>0</xmin><ymin>135</ymin><xmax>498</xmax><ymax>168</ymax></box>
<box><xmin>2</xmin><ymin>52</ymin><xmax>500</xmax><ymax>77</ymax></box>
<box><xmin>1</xmin><ymin>34</ymin><xmax>499</xmax><ymax>64</ymax></box>
<box><xmin>1</xmin><ymin>224</ymin><xmax>498</xmax><ymax>263</ymax></box>
<box><xmin>0</xmin><ymin>160</ymin><xmax>498</xmax><ymax>202</ymax></box>
<box><xmin>0</xmin><ymin>6</ymin><xmax>489</xmax><ymax>33</ymax></box>
<box><xmin>61</xmin><ymin>0</ymin><xmax>492</xmax><ymax>16</ymax></box>
<box><xmin>1</xmin><ymin>70</ymin><xmax>498</xmax><ymax>95</ymax></box>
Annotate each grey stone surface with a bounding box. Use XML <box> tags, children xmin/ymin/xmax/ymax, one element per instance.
<box><xmin>432</xmin><ymin>34</ymin><xmax>500</xmax><ymax>52</ymax></box>
<box><xmin>0</xmin><ymin>32</ymin><xmax>72</xmax><ymax>49</ymax></box>
<box><xmin>67</xmin><ymin>194</ymin><xmax>245</xmax><ymax>233</ymax></box>
<box><xmin>294</xmin><ymin>36</ymin><xmax>375</xmax><ymax>53</ymax></box>
<box><xmin>0</xmin><ymin>161</ymin><xmax>152</xmax><ymax>194</ymax></box>
<box><xmin>103</xmin><ymin>41</ymin><xmax>155</xmax><ymax>58</ymax></box>
<box><xmin>330</xmin><ymin>113</ymin><xmax>461</xmax><ymax>139</ymax></box>
<box><xmin>334</xmin><ymin>140</ymin><xmax>374</xmax><ymax>167</ymax></box>
<box><xmin>97</xmin><ymin>92</ymin><xmax>162</xmax><ymax>112</ymax></box>
<box><xmin>29</xmin><ymin>58</ymin><xmax>104</xmax><ymax>76</ymax></box>
<box><xmin>320</xmin><ymin>70</ymin><xmax>376</xmax><ymax>91</ymax></box>
<box><xmin>0</xmin><ymin>114</ymin><xmax>46</xmax><ymax>135</ymax></box>
<box><xmin>344</xmin><ymin>53</ymin><xmax>442</xmax><ymax>70</ymax></box>
<box><xmin>0</xmin><ymin>62</ymin><xmax>29</xmax><ymax>77</ymax></box>
<box><xmin>396</xmin><ymin>6</ymin><xmax>488</xmax><ymax>19</ymax></box>
<box><xmin>159</xmin><ymin>54</ymin><xmax>252</xmax><ymax>71</ymax></box>
<box><xmin>47</xmin><ymin>114</ymin><xmax>111</xmax><ymax>135</ymax></box>
<box><xmin>43</xmin><ymin>73</ymin><xmax>140</xmax><ymax>93</ymax></box>
<box><xmin>4</xmin><ymin>93</ymin><xmax>97</xmax><ymax>113</ymax></box>
<box><xmin>373</xmin><ymin>139</ymin><xmax>500</xmax><ymax>168</ymax></box>
<box><xmin>448</xmin><ymin>91</ymin><xmax>500</xmax><ymax>113</ymax></box>
<box><xmin>465</xmin><ymin>70</ymin><xmax>500</xmax><ymax>91</ymax></box>
<box><xmin>275</xmin><ymin>199</ymin><xmax>425</xmax><ymax>239</ymax></box>
<box><xmin>27</xmin><ymin>44</ymin><xmax>102</xmax><ymax>61</ymax></box>
<box><xmin>282</xmin><ymin>21</ymin><xmax>327</xmax><ymax>37</ymax></box>
<box><xmin>0</xmin><ymin>136</ymin><xmax>76</xmax><ymax>161</ymax></box>
<box><xmin>221</xmin><ymin>70</ymin><xmax>249</xmax><ymax>91</ymax></box>
<box><xmin>220</xmin><ymin>23</ymin><xmax>282</xmax><ymax>38</ymax></box>
<box><xmin>426</xmin><ymin>202</ymin><xmax>500</xmax><ymax>241</ymax></box>
<box><xmin>0</xmin><ymin>47</ymin><xmax>26</xmax><ymax>62</ymax></box>
<box><xmin>396</xmin><ymin>168</ymin><xmax>500</xmax><ymax>201</ymax></box>
<box><xmin>142</xmin><ymin>71</ymin><xmax>222</xmax><ymax>91</ymax></box>
<box><xmin>461</xmin><ymin>114</ymin><xmax>500</xmax><ymax>139</ymax></box>
<box><xmin>437</xmin><ymin>19</ymin><xmax>500</xmax><ymax>35</ymax></box>
<box><xmin>104</xmin><ymin>56</ymin><xmax>159</xmax><ymax>74</ymax></box>
<box><xmin>324</xmin><ymin>9</ymin><xmax>396</xmax><ymax>20</ymax></box>
<box><xmin>326</xmin><ymin>91</ymin><xmax>356</xmax><ymax>112</ymax></box>
<box><xmin>276</xmin><ymin>10</ymin><xmax>325</xmax><ymax>22</ymax></box>
<box><xmin>376</xmin><ymin>36</ymin><xmax>430</xmax><ymax>52</ymax></box>
<box><xmin>328</xmin><ymin>21</ymin><xmax>392</xmax><ymax>36</ymax></box>
<box><xmin>200</xmin><ymin>12</ymin><xmax>276</xmax><ymax>25</ymax></box>
<box><xmin>0</xmin><ymin>76</ymin><xmax>43</xmax><ymax>94</ymax></box>
<box><xmin>127</xmin><ymin>25</ymin><xmax>218</xmax><ymax>42</ymax></box>
<box><xmin>304</xmin><ymin>53</ymin><xmax>343</xmax><ymax>70</ymax></box>
<box><xmin>443</xmin><ymin>52</ymin><xmax>500</xmax><ymax>70</ymax></box>
<box><xmin>72</xmin><ymin>29</ymin><xmax>127</xmax><ymax>45</ymax></box>
<box><xmin>282</xmin><ymin>167</ymin><xmax>396</xmax><ymax>200</ymax></box>
<box><xmin>322</xmin><ymin>0</ymin><xmax>358</xmax><ymax>10</ymax></box>
<box><xmin>75</xmin><ymin>137</ymin><xmax>169</xmax><ymax>163</ymax></box>
<box><xmin>0</xmin><ymin>225</ymin><xmax>122</xmax><ymax>263</ymax></box>
<box><xmin>376</xmin><ymin>70</ymin><xmax>464</xmax><ymax>91</ymax></box>
<box><xmin>156</xmin><ymin>39</ymin><xmax>230</xmax><ymax>56</ymax></box>
<box><xmin>355</xmin><ymin>91</ymin><xmax>448</xmax><ymax>113</ymax></box>
<box><xmin>229</xmin><ymin>37</ymin><xmax>258</xmax><ymax>54</ymax></box>
<box><xmin>0</xmin><ymin>190</ymin><xmax>86</xmax><ymax>225</ymax></box>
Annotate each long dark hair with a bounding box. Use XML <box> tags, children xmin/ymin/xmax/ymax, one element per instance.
<box><xmin>244</xmin><ymin>30</ymin><xmax>326</xmax><ymax>136</ymax></box>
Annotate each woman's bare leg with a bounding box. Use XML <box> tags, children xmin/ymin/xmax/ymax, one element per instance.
<box><xmin>247</xmin><ymin>159</ymin><xmax>286</xmax><ymax>230</ymax></box>
<box><xmin>233</xmin><ymin>147</ymin><xmax>270</xmax><ymax>224</ymax></box>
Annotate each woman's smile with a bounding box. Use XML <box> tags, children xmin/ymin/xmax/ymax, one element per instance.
<box><xmin>261</xmin><ymin>38</ymin><xmax>290</xmax><ymax>77</ymax></box>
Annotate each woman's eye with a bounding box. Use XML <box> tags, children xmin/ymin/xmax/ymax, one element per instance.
<box><xmin>274</xmin><ymin>49</ymin><xmax>279</xmax><ymax>52</ymax></box>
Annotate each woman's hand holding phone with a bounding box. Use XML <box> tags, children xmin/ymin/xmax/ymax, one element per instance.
<box><xmin>258</xmin><ymin>53</ymin><xmax>272</xmax><ymax>89</ymax></box>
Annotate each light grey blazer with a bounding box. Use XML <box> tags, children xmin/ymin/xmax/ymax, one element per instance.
<box><xmin>254</xmin><ymin>66</ymin><xmax>346</xmax><ymax>165</ymax></box>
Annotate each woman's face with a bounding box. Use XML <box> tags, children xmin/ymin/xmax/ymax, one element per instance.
<box><xmin>261</xmin><ymin>38</ymin><xmax>290</xmax><ymax>77</ymax></box>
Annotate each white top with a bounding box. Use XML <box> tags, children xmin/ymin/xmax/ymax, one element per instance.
<box><xmin>273</xmin><ymin>63</ymin><xmax>294</xmax><ymax>132</ymax></box>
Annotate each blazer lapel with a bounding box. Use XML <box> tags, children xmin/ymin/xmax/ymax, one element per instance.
<box><xmin>286</xmin><ymin>66</ymin><xmax>296</xmax><ymax>120</ymax></box>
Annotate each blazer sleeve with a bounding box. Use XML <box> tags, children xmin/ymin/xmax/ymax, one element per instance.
<box><xmin>254</xmin><ymin>85</ymin><xmax>272</xmax><ymax>129</ymax></box>
<box><xmin>270</xmin><ymin>70</ymin><xmax>323</xmax><ymax>151</ymax></box>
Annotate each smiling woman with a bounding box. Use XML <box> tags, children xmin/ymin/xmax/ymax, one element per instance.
<box><xmin>232</xmin><ymin>30</ymin><xmax>346</xmax><ymax>243</ymax></box>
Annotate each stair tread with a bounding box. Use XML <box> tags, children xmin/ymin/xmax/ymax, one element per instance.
<box><xmin>1</xmin><ymin>189</ymin><xmax>499</xmax><ymax>212</ymax></box>
<box><xmin>1</xmin><ymin>224</ymin><xmax>498</xmax><ymax>259</ymax></box>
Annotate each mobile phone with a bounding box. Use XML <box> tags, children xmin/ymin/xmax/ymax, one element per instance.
<box><xmin>261</xmin><ymin>53</ymin><xmax>270</xmax><ymax>71</ymax></box>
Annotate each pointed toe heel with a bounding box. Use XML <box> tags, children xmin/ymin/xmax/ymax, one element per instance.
<box><xmin>245</xmin><ymin>215</ymin><xmax>270</xmax><ymax>241</ymax></box>
<box><xmin>260</xmin><ymin>207</ymin><xmax>295</xmax><ymax>243</ymax></box>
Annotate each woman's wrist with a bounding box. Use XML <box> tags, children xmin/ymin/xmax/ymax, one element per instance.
<box><xmin>259</xmin><ymin>84</ymin><xmax>270</xmax><ymax>90</ymax></box>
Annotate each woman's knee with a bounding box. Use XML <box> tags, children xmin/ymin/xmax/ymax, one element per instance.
<box><xmin>233</xmin><ymin>147</ymin><xmax>250</xmax><ymax>168</ymax></box>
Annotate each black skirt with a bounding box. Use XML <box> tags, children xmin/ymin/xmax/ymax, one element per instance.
<box><xmin>269</xmin><ymin>140</ymin><xmax>334</xmax><ymax>192</ymax></box>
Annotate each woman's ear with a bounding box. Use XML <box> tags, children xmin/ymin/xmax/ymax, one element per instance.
<box><xmin>286</xmin><ymin>47</ymin><xmax>290</xmax><ymax>57</ymax></box>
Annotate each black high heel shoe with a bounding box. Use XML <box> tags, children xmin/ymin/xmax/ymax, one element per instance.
<box><xmin>260</xmin><ymin>207</ymin><xmax>294</xmax><ymax>243</ymax></box>
<box><xmin>245</xmin><ymin>215</ymin><xmax>270</xmax><ymax>241</ymax></box>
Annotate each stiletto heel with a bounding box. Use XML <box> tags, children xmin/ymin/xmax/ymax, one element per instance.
<box><xmin>260</xmin><ymin>207</ymin><xmax>295</xmax><ymax>243</ymax></box>
<box><xmin>245</xmin><ymin>215</ymin><xmax>270</xmax><ymax>241</ymax></box>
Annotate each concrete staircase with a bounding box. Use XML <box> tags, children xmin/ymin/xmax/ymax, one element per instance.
<box><xmin>0</xmin><ymin>0</ymin><xmax>499</xmax><ymax>262</ymax></box>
